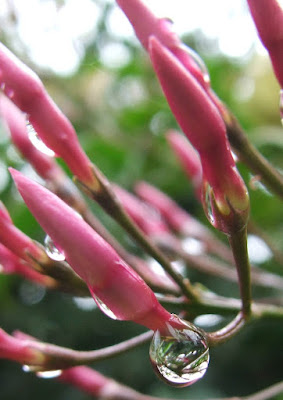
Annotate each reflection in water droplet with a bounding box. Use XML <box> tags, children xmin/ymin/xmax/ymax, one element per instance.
<box><xmin>180</xmin><ymin>45</ymin><xmax>210</xmax><ymax>86</ymax></box>
<box><xmin>26</xmin><ymin>120</ymin><xmax>55</xmax><ymax>157</ymax></box>
<box><xmin>36</xmin><ymin>370</ymin><xmax>62</xmax><ymax>379</ymax></box>
<box><xmin>88</xmin><ymin>287</ymin><xmax>118</xmax><ymax>320</ymax></box>
<box><xmin>44</xmin><ymin>235</ymin><xmax>66</xmax><ymax>261</ymax></box>
<box><xmin>280</xmin><ymin>89</ymin><xmax>283</xmax><ymax>125</ymax></box>
<box><xmin>203</xmin><ymin>183</ymin><xmax>215</xmax><ymax>225</ymax></box>
<box><xmin>149</xmin><ymin>317</ymin><xmax>209</xmax><ymax>387</ymax></box>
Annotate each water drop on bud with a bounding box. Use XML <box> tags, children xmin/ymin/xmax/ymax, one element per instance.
<box><xmin>280</xmin><ymin>89</ymin><xmax>283</xmax><ymax>126</ymax></box>
<box><xmin>26</xmin><ymin>119</ymin><xmax>55</xmax><ymax>157</ymax></box>
<box><xmin>36</xmin><ymin>370</ymin><xmax>62</xmax><ymax>379</ymax></box>
<box><xmin>44</xmin><ymin>235</ymin><xmax>66</xmax><ymax>261</ymax></box>
<box><xmin>149</xmin><ymin>316</ymin><xmax>209</xmax><ymax>387</ymax></box>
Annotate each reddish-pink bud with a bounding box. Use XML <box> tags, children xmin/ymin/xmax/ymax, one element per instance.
<box><xmin>166</xmin><ymin>130</ymin><xmax>202</xmax><ymax>199</ymax></box>
<box><xmin>247</xmin><ymin>0</ymin><xmax>283</xmax><ymax>88</ymax></box>
<box><xmin>59</xmin><ymin>366</ymin><xmax>110</xmax><ymax>397</ymax></box>
<box><xmin>135</xmin><ymin>181</ymin><xmax>207</xmax><ymax>237</ymax></box>
<box><xmin>0</xmin><ymin>328</ymin><xmax>44</xmax><ymax>366</ymax></box>
<box><xmin>0</xmin><ymin>243</ymin><xmax>52</xmax><ymax>285</ymax></box>
<box><xmin>149</xmin><ymin>37</ymin><xmax>249</xmax><ymax>233</ymax></box>
<box><xmin>11</xmin><ymin>169</ymin><xmax>173</xmax><ymax>331</ymax></box>
<box><xmin>0</xmin><ymin>202</ymin><xmax>46</xmax><ymax>262</ymax></box>
<box><xmin>116</xmin><ymin>0</ymin><xmax>208</xmax><ymax>89</ymax></box>
<box><xmin>112</xmin><ymin>184</ymin><xmax>170</xmax><ymax>237</ymax></box>
<box><xmin>0</xmin><ymin>43</ymin><xmax>96</xmax><ymax>186</ymax></box>
<box><xmin>0</xmin><ymin>95</ymin><xmax>62</xmax><ymax>180</ymax></box>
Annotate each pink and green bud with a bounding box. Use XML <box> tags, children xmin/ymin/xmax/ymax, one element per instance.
<box><xmin>149</xmin><ymin>37</ymin><xmax>249</xmax><ymax>234</ymax></box>
<box><xmin>0</xmin><ymin>328</ymin><xmax>44</xmax><ymax>366</ymax></box>
<box><xmin>0</xmin><ymin>43</ymin><xmax>96</xmax><ymax>187</ymax></box>
<box><xmin>247</xmin><ymin>0</ymin><xmax>283</xmax><ymax>88</ymax></box>
<box><xmin>0</xmin><ymin>95</ymin><xmax>62</xmax><ymax>181</ymax></box>
<box><xmin>166</xmin><ymin>130</ymin><xmax>202</xmax><ymax>199</ymax></box>
<box><xmin>10</xmin><ymin>169</ymin><xmax>182</xmax><ymax>332</ymax></box>
<box><xmin>0</xmin><ymin>243</ymin><xmax>54</xmax><ymax>286</ymax></box>
<box><xmin>0</xmin><ymin>202</ymin><xmax>47</xmax><ymax>263</ymax></box>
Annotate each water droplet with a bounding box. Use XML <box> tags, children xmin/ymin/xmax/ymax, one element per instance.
<box><xmin>149</xmin><ymin>317</ymin><xmax>209</xmax><ymax>387</ymax></box>
<box><xmin>88</xmin><ymin>288</ymin><xmax>118</xmax><ymax>320</ymax></box>
<box><xmin>178</xmin><ymin>45</ymin><xmax>210</xmax><ymax>86</ymax></box>
<box><xmin>44</xmin><ymin>235</ymin><xmax>65</xmax><ymax>261</ymax></box>
<box><xmin>203</xmin><ymin>183</ymin><xmax>215</xmax><ymax>225</ymax></box>
<box><xmin>36</xmin><ymin>370</ymin><xmax>62</xmax><ymax>379</ymax></box>
<box><xmin>26</xmin><ymin>120</ymin><xmax>55</xmax><ymax>157</ymax></box>
<box><xmin>280</xmin><ymin>89</ymin><xmax>283</xmax><ymax>125</ymax></box>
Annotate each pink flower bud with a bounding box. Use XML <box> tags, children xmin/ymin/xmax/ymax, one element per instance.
<box><xmin>112</xmin><ymin>184</ymin><xmax>170</xmax><ymax>237</ymax></box>
<box><xmin>135</xmin><ymin>181</ymin><xmax>207</xmax><ymax>237</ymax></box>
<box><xmin>0</xmin><ymin>328</ymin><xmax>44</xmax><ymax>366</ymax></box>
<box><xmin>247</xmin><ymin>0</ymin><xmax>283</xmax><ymax>88</ymax></box>
<box><xmin>0</xmin><ymin>43</ymin><xmax>96</xmax><ymax>187</ymax></box>
<box><xmin>0</xmin><ymin>243</ymin><xmax>53</xmax><ymax>286</ymax></box>
<box><xmin>166</xmin><ymin>130</ymin><xmax>202</xmax><ymax>199</ymax></box>
<box><xmin>10</xmin><ymin>169</ymin><xmax>175</xmax><ymax>331</ymax></box>
<box><xmin>149</xmin><ymin>37</ymin><xmax>249</xmax><ymax>234</ymax></box>
<box><xmin>116</xmin><ymin>0</ymin><xmax>208</xmax><ymax>89</ymax></box>
<box><xmin>59</xmin><ymin>366</ymin><xmax>110</xmax><ymax>397</ymax></box>
<box><xmin>0</xmin><ymin>95</ymin><xmax>62</xmax><ymax>180</ymax></box>
<box><xmin>0</xmin><ymin>202</ymin><xmax>46</xmax><ymax>263</ymax></box>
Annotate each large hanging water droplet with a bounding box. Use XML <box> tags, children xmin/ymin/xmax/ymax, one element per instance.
<box><xmin>26</xmin><ymin>120</ymin><xmax>55</xmax><ymax>157</ymax></box>
<box><xmin>36</xmin><ymin>370</ymin><xmax>62</xmax><ymax>379</ymax></box>
<box><xmin>280</xmin><ymin>89</ymin><xmax>283</xmax><ymax>125</ymax></box>
<box><xmin>44</xmin><ymin>235</ymin><xmax>65</xmax><ymax>261</ymax></box>
<box><xmin>149</xmin><ymin>317</ymin><xmax>209</xmax><ymax>387</ymax></box>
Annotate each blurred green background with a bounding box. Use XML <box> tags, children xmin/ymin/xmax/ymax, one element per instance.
<box><xmin>1</xmin><ymin>1</ymin><xmax>283</xmax><ymax>399</ymax></box>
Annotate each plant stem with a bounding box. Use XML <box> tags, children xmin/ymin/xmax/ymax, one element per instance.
<box><xmin>228</xmin><ymin>227</ymin><xmax>252</xmax><ymax>319</ymax></box>
<box><xmin>226</xmin><ymin>114</ymin><xmax>283</xmax><ymax>200</ymax></box>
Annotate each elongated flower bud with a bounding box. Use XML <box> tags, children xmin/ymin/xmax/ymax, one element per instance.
<box><xmin>0</xmin><ymin>329</ymin><xmax>44</xmax><ymax>366</ymax></box>
<box><xmin>247</xmin><ymin>0</ymin><xmax>283</xmax><ymax>88</ymax></box>
<box><xmin>166</xmin><ymin>130</ymin><xmax>202</xmax><ymax>198</ymax></box>
<box><xmin>149</xmin><ymin>37</ymin><xmax>249</xmax><ymax>234</ymax></box>
<box><xmin>0</xmin><ymin>202</ymin><xmax>47</xmax><ymax>263</ymax></box>
<box><xmin>135</xmin><ymin>181</ymin><xmax>207</xmax><ymax>237</ymax></box>
<box><xmin>0</xmin><ymin>95</ymin><xmax>62</xmax><ymax>180</ymax></box>
<box><xmin>10</xmin><ymin>169</ymin><xmax>181</xmax><ymax>332</ymax></box>
<box><xmin>116</xmin><ymin>0</ymin><xmax>209</xmax><ymax>89</ymax></box>
<box><xmin>112</xmin><ymin>184</ymin><xmax>170</xmax><ymax>237</ymax></box>
<box><xmin>0</xmin><ymin>243</ymin><xmax>53</xmax><ymax>286</ymax></box>
<box><xmin>0</xmin><ymin>43</ymin><xmax>96</xmax><ymax>187</ymax></box>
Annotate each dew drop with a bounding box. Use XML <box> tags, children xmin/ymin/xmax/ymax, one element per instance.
<box><xmin>280</xmin><ymin>89</ymin><xmax>283</xmax><ymax>126</ymax></box>
<box><xmin>177</xmin><ymin>44</ymin><xmax>210</xmax><ymax>86</ymax></box>
<box><xmin>36</xmin><ymin>370</ymin><xmax>62</xmax><ymax>379</ymax></box>
<box><xmin>88</xmin><ymin>287</ymin><xmax>118</xmax><ymax>320</ymax></box>
<box><xmin>203</xmin><ymin>183</ymin><xmax>215</xmax><ymax>225</ymax></box>
<box><xmin>44</xmin><ymin>235</ymin><xmax>66</xmax><ymax>261</ymax></box>
<box><xmin>149</xmin><ymin>317</ymin><xmax>209</xmax><ymax>387</ymax></box>
<box><xmin>26</xmin><ymin>120</ymin><xmax>55</xmax><ymax>157</ymax></box>
<box><xmin>22</xmin><ymin>364</ymin><xmax>33</xmax><ymax>373</ymax></box>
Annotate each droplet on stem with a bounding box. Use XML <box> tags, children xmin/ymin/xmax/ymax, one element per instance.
<box><xmin>149</xmin><ymin>316</ymin><xmax>209</xmax><ymax>387</ymax></box>
<box><xmin>44</xmin><ymin>235</ymin><xmax>66</xmax><ymax>261</ymax></box>
<box><xmin>26</xmin><ymin>119</ymin><xmax>55</xmax><ymax>157</ymax></box>
<box><xmin>203</xmin><ymin>182</ymin><xmax>215</xmax><ymax>226</ymax></box>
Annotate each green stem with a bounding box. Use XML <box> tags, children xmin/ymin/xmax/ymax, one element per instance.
<box><xmin>226</xmin><ymin>115</ymin><xmax>283</xmax><ymax>200</ymax></box>
<box><xmin>228</xmin><ymin>227</ymin><xmax>252</xmax><ymax>319</ymax></box>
